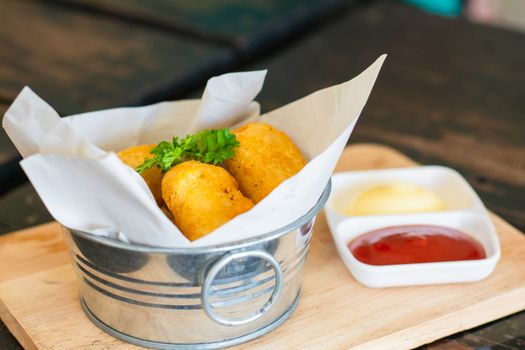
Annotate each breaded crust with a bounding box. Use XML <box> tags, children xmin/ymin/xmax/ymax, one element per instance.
<box><xmin>117</xmin><ymin>144</ymin><xmax>164</xmax><ymax>205</ymax></box>
<box><xmin>162</xmin><ymin>160</ymin><xmax>254</xmax><ymax>240</ymax></box>
<box><xmin>224</xmin><ymin>122</ymin><xmax>306</xmax><ymax>203</ymax></box>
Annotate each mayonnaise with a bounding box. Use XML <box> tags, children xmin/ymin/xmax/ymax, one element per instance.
<box><xmin>345</xmin><ymin>182</ymin><xmax>446</xmax><ymax>215</ymax></box>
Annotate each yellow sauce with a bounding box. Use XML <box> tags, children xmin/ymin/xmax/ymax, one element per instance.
<box><xmin>344</xmin><ymin>182</ymin><xmax>446</xmax><ymax>215</ymax></box>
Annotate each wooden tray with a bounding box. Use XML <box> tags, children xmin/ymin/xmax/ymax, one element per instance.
<box><xmin>1</xmin><ymin>144</ymin><xmax>525</xmax><ymax>350</ymax></box>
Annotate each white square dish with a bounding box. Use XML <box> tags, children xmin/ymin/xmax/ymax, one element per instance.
<box><xmin>325</xmin><ymin>166</ymin><xmax>500</xmax><ymax>287</ymax></box>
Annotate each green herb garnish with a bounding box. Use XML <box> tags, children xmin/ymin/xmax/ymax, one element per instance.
<box><xmin>136</xmin><ymin>128</ymin><xmax>240</xmax><ymax>174</ymax></box>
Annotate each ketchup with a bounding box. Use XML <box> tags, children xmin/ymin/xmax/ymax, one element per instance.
<box><xmin>348</xmin><ymin>225</ymin><xmax>486</xmax><ymax>266</ymax></box>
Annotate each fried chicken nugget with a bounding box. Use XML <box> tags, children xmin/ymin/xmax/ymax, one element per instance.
<box><xmin>162</xmin><ymin>160</ymin><xmax>254</xmax><ymax>240</ymax></box>
<box><xmin>224</xmin><ymin>122</ymin><xmax>306</xmax><ymax>203</ymax></box>
<box><xmin>117</xmin><ymin>144</ymin><xmax>163</xmax><ymax>205</ymax></box>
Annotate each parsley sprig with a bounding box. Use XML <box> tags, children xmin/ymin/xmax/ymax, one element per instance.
<box><xmin>136</xmin><ymin>128</ymin><xmax>240</xmax><ymax>174</ymax></box>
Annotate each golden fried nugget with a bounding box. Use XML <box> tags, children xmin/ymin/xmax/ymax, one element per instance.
<box><xmin>224</xmin><ymin>122</ymin><xmax>306</xmax><ymax>203</ymax></box>
<box><xmin>162</xmin><ymin>160</ymin><xmax>254</xmax><ymax>240</ymax></box>
<box><xmin>117</xmin><ymin>144</ymin><xmax>164</xmax><ymax>205</ymax></box>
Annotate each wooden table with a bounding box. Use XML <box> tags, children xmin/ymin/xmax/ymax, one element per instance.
<box><xmin>1</xmin><ymin>1</ymin><xmax>524</xmax><ymax>349</ymax></box>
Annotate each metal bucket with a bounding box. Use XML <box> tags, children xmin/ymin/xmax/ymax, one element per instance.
<box><xmin>63</xmin><ymin>181</ymin><xmax>331</xmax><ymax>349</ymax></box>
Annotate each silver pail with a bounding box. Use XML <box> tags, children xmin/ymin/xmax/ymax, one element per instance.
<box><xmin>63</xmin><ymin>181</ymin><xmax>331</xmax><ymax>349</ymax></box>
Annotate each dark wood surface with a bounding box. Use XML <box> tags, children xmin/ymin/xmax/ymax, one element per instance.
<box><xmin>0</xmin><ymin>0</ymin><xmax>232</xmax><ymax>116</ymax></box>
<box><xmin>56</xmin><ymin>0</ymin><xmax>357</xmax><ymax>54</ymax></box>
<box><xmin>0</xmin><ymin>104</ymin><xmax>16</xmax><ymax>164</ymax></box>
<box><xmin>0</xmin><ymin>1</ymin><xmax>524</xmax><ymax>349</ymax></box>
<box><xmin>0</xmin><ymin>103</ymin><xmax>22</xmax><ymax>197</ymax></box>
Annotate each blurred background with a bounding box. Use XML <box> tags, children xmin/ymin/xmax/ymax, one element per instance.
<box><xmin>0</xmin><ymin>0</ymin><xmax>525</xmax><ymax>349</ymax></box>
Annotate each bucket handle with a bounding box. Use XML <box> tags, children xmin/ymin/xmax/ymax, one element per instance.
<box><xmin>201</xmin><ymin>250</ymin><xmax>283</xmax><ymax>326</ymax></box>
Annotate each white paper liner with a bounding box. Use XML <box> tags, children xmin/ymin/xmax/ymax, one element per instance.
<box><xmin>2</xmin><ymin>55</ymin><xmax>386</xmax><ymax>247</ymax></box>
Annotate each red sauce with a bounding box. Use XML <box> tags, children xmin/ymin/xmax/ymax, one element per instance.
<box><xmin>348</xmin><ymin>225</ymin><xmax>486</xmax><ymax>266</ymax></box>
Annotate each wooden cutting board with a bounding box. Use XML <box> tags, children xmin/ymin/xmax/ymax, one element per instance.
<box><xmin>1</xmin><ymin>144</ymin><xmax>525</xmax><ymax>350</ymax></box>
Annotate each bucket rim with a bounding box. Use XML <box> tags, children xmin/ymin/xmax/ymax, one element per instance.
<box><xmin>64</xmin><ymin>180</ymin><xmax>331</xmax><ymax>255</ymax></box>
